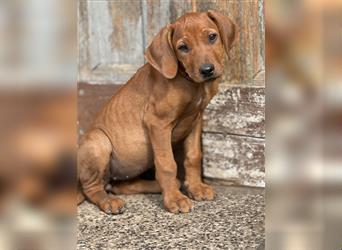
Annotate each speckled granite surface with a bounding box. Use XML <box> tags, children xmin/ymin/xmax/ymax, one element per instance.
<box><xmin>77</xmin><ymin>185</ymin><xmax>265</xmax><ymax>250</ymax></box>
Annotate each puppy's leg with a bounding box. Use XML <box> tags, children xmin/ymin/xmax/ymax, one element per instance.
<box><xmin>112</xmin><ymin>178</ymin><xmax>181</xmax><ymax>195</ymax></box>
<box><xmin>78</xmin><ymin>129</ymin><xmax>125</xmax><ymax>214</ymax></box>
<box><xmin>77</xmin><ymin>181</ymin><xmax>85</xmax><ymax>204</ymax></box>
<box><xmin>184</xmin><ymin>118</ymin><xmax>215</xmax><ymax>201</ymax></box>
<box><xmin>77</xmin><ymin>189</ymin><xmax>85</xmax><ymax>205</ymax></box>
<box><xmin>147</xmin><ymin>123</ymin><xmax>193</xmax><ymax>213</ymax></box>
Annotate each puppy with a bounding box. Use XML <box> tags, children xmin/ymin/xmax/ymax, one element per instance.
<box><xmin>78</xmin><ymin>11</ymin><xmax>238</xmax><ymax>214</ymax></box>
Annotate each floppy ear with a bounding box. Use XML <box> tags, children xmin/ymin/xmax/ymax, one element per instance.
<box><xmin>207</xmin><ymin>10</ymin><xmax>239</xmax><ymax>55</ymax></box>
<box><xmin>145</xmin><ymin>25</ymin><xmax>178</xmax><ymax>79</ymax></box>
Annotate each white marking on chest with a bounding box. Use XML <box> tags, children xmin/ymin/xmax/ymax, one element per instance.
<box><xmin>196</xmin><ymin>96</ymin><xmax>203</xmax><ymax>107</ymax></box>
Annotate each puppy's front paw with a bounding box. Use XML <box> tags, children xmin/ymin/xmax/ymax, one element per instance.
<box><xmin>163</xmin><ymin>192</ymin><xmax>193</xmax><ymax>213</ymax></box>
<box><xmin>98</xmin><ymin>196</ymin><xmax>125</xmax><ymax>215</ymax></box>
<box><xmin>186</xmin><ymin>182</ymin><xmax>215</xmax><ymax>201</ymax></box>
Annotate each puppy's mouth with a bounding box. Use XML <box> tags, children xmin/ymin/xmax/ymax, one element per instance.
<box><xmin>184</xmin><ymin>69</ymin><xmax>222</xmax><ymax>83</ymax></box>
<box><xmin>185</xmin><ymin>73</ymin><xmax>221</xmax><ymax>83</ymax></box>
<box><xmin>202</xmin><ymin>74</ymin><xmax>221</xmax><ymax>82</ymax></box>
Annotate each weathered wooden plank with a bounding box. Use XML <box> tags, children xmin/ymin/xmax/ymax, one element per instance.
<box><xmin>142</xmin><ymin>0</ymin><xmax>193</xmax><ymax>50</ymax></box>
<box><xmin>107</xmin><ymin>1</ymin><xmax>144</xmax><ymax>65</ymax></box>
<box><xmin>78</xmin><ymin>1</ymin><xmax>90</xmax><ymax>81</ymax></box>
<box><xmin>203</xmin><ymin>84</ymin><xmax>265</xmax><ymax>137</ymax></box>
<box><xmin>142</xmin><ymin>0</ymin><xmax>171</xmax><ymax>49</ymax></box>
<box><xmin>202</xmin><ymin>132</ymin><xmax>265</xmax><ymax>187</ymax></box>
<box><xmin>83</xmin><ymin>64</ymin><xmax>141</xmax><ymax>85</ymax></box>
<box><xmin>80</xmin><ymin>0</ymin><xmax>144</xmax><ymax>83</ymax></box>
<box><xmin>86</xmin><ymin>0</ymin><xmax>114</xmax><ymax>70</ymax></box>
<box><xmin>168</xmin><ymin>0</ymin><xmax>194</xmax><ymax>22</ymax></box>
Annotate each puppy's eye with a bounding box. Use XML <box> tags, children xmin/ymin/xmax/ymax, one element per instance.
<box><xmin>208</xmin><ymin>33</ymin><xmax>217</xmax><ymax>43</ymax></box>
<box><xmin>178</xmin><ymin>44</ymin><xmax>189</xmax><ymax>52</ymax></box>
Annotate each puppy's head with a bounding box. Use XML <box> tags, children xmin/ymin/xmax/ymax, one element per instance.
<box><xmin>145</xmin><ymin>11</ymin><xmax>238</xmax><ymax>83</ymax></box>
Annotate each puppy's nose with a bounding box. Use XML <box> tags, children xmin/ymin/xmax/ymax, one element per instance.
<box><xmin>199</xmin><ymin>64</ymin><xmax>215</xmax><ymax>77</ymax></box>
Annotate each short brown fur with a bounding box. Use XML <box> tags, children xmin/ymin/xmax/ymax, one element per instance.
<box><xmin>78</xmin><ymin>11</ymin><xmax>238</xmax><ymax>214</ymax></box>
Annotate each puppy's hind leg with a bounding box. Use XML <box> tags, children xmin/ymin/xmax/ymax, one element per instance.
<box><xmin>77</xmin><ymin>188</ymin><xmax>85</xmax><ymax>205</ymax></box>
<box><xmin>112</xmin><ymin>178</ymin><xmax>181</xmax><ymax>195</ymax></box>
<box><xmin>112</xmin><ymin>179</ymin><xmax>161</xmax><ymax>195</ymax></box>
<box><xmin>78</xmin><ymin>129</ymin><xmax>125</xmax><ymax>214</ymax></box>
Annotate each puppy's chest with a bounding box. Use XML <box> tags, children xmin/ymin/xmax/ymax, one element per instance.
<box><xmin>172</xmin><ymin>94</ymin><xmax>210</xmax><ymax>142</ymax></box>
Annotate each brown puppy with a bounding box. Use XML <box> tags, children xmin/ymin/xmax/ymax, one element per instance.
<box><xmin>78</xmin><ymin>11</ymin><xmax>238</xmax><ymax>214</ymax></box>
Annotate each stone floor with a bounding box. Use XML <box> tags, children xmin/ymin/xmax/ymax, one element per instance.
<box><xmin>77</xmin><ymin>185</ymin><xmax>265</xmax><ymax>250</ymax></box>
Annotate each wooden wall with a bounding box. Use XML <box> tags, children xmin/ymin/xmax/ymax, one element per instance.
<box><xmin>78</xmin><ymin>0</ymin><xmax>265</xmax><ymax>187</ymax></box>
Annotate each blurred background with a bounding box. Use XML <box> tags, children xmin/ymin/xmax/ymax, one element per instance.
<box><xmin>0</xmin><ymin>0</ymin><xmax>76</xmax><ymax>249</ymax></box>
<box><xmin>0</xmin><ymin>0</ymin><xmax>341</xmax><ymax>249</ymax></box>
<box><xmin>266</xmin><ymin>0</ymin><xmax>342</xmax><ymax>249</ymax></box>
